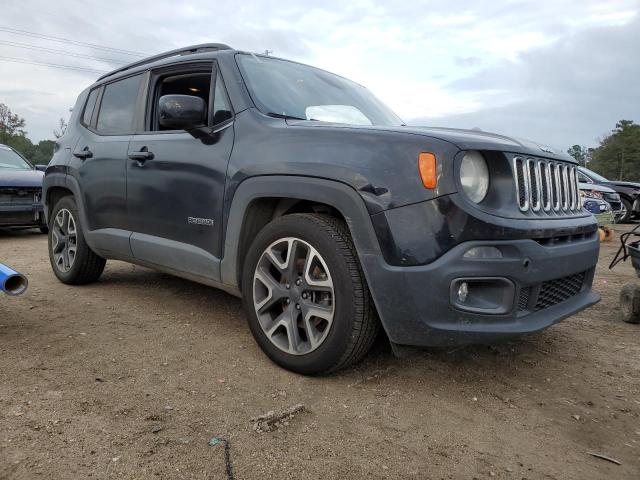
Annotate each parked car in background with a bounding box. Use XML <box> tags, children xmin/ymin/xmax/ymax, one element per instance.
<box><xmin>0</xmin><ymin>144</ymin><xmax>47</xmax><ymax>232</ymax></box>
<box><xmin>577</xmin><ymin>166</ymin><xmax>640</xmax><ymax>222</ymax></box>
<box><xmin>578</xmin><ymin>181</ymin><xmax>624</xmax><ymax>222</ymax></box>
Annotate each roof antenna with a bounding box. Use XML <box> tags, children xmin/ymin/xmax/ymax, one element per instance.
<box><xmin>264</xmin><ymin>49</ymin><xmax>273</xmax><ymax>56</ymax></box>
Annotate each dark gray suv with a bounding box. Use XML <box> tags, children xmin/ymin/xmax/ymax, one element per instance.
<box><xmin>43</xmin><ymin>44</ymin><xmax>600</xmax><ymax>374</ymax></box>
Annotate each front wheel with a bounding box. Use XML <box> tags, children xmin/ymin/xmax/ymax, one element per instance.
<box><xmin>242</xmin><ymin>213</ymin><xmax>379</xmax><ymax>375</ymax></box>
<box><xmin>48</xmin><ymin>196</ymin><xmax>106</xmax><ymax>284</ymax></box>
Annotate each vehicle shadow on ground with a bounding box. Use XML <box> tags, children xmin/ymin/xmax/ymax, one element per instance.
<box><xmin>96</xmin><ymin>264</ymin><xmax>562</xmax><ymax>384</ymax></box>
<box><xmin>0</xmin><ymin>227</ymin><xmax>43</xmax><ymax>239</ymax></box>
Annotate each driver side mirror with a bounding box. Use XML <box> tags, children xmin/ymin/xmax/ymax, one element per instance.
<box><xmin>158</xmin><ymin>95</ymin><xmax>206</xmax><ymax>130</ymax></box>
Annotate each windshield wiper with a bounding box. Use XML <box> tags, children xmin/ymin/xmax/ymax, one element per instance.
<box><xmin>266</xmin><ymin>112</ymin><xmax>309</xmax><ymax>121</ymax></box>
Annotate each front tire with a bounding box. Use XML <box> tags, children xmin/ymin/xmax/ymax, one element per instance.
<box><xmin>242</xmin><ymin>213</ymin><xmax>379</xmax><ymax>375</ymax></box>
<box><xmin>48</xmin><ymin>196</ymin><xmax>106</xmax><ymax>284</ymax></box>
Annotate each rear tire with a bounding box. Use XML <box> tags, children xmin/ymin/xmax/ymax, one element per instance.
<box><xmin>48</xmin><ymin>196</ymin><xmax>106</xmax><ymax>285</ymax></box>
<box><xmin>620</xmin><ymin>284</ymin><xmax>640</xmax><ymax>324</ymax></box>
<box><xmin>242</xmin><ymin>213</ymin><xmax>379</xmax><ymax>375</ymax></box>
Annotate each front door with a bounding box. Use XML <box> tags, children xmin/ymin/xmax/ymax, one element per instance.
<box><xmin>126</xmin><ymin>63</ymin><xmax>234</xmax><ymax>281</ymax></box>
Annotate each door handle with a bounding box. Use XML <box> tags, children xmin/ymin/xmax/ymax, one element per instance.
<box><xmin>128</xmin><ymin>150</ymin><xmax>154</xmax><ymax>161</ymax></box>
<box><xmin>73</xmin><ymin>147</ymin><xmax>93</xmax><ymax>159</ymax></box>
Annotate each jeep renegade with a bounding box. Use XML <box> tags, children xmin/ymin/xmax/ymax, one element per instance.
<box><xmin>43</xmin><ymin>44</ymin><xmax>600</xmax><ymax>374</ymax></box>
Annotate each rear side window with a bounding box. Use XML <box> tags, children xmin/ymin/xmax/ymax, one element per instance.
<box><xmin>96</xmin><ymin>74</ymin><xmax>142</xmax><ymax>134</ymax></box>
<box><xmin>82</xmin><ymin>88</ymin><xmax>99</xmax><ymax>126</ymax></box>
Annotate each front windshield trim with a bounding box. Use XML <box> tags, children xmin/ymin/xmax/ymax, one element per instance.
<box><xmin>235</xmin><ymin>53</ymin><xmax>404</xmax><ymax>127</ymax></box>
<box><xmin>0</xmin><ymin>145</ymin><xmax>33</xmax><ymax>170</ymax></box>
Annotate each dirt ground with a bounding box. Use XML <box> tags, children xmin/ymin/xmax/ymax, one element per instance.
<box><xmin>1</xmin><ymin>225</ymin><xmax>639</xmax><ymax>480</ymax></box>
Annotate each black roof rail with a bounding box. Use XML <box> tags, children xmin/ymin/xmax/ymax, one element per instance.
<box><xmin>96</xmin><ymin>43</ymin><xmax>233</xmax><ymax>81</ymax></box>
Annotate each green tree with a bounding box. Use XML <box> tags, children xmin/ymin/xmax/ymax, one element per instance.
<box><xmin>0</xmin><ymin>102</ymin><xmax>58</xmax><ymax>165</ymax></box>
<box><xmin>31</xmin><ymin>140</ymin><xmax>55</xmax><ymax>165</ymax></box>
<box><xmin>567</xmin><ymin>145</ymin><xmax>588</xmax><ymax>166</ymax></box>
<box><xmin>0</xmin><ymin>103</ymin><xmax>27</xmax><ymax>144</ymax></box>
<box><xmin>589</xmin><ymin>120</ymin><xmax>640</xmax><ymax>181</ymax></box>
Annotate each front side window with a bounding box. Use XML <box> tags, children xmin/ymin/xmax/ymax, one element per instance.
<box><xmin>152</xmin><ymin>70</ymin><xmax>211</xmax><ymax>131</ymax></box>
<box><xmin>236</xmin><ymin>54</ymin><xmax>403</xmax><ymax>126</ymax></box>
<box><xmin>0</xmin><ymin>145</ymin><xmax>32</xmax><ymax>170</ymax></box>
<box><xmin>96</xmin><ymin>74</ymin><xmax>142</xmax><ymax>134</ymax></box>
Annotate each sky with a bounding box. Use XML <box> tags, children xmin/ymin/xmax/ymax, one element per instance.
<box><xmin>0</xmin><ymin>0</ymin><xmax>638</xmax><ymax>151</ymax></box>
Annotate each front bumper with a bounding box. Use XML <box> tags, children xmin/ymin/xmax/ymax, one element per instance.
<box><xmin>362</xmin><ymin>195</ymin><xmax>600</xmax><ymax>347</ymax></box>
<box><xmin>0</xmin><ymin>203</ymin><xmax>45</xmax><ymax>227</ymax></box>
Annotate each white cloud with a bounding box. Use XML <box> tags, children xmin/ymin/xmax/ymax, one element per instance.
<box><xmin>0</xmin><ymin>0</ymin><xmax>637</xmax><ymax>149</ymax></box>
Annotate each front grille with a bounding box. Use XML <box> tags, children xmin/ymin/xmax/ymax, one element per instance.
<box><xmin>517</xmin><ymin>287</ymin><xmax>531</xmax><ymax>311</ymax></box>
<box><xmin>0</xmin><ymin>187</ymin><xmax>41</xmax><ymax>205</ymax></box>
<box><xmin>513</xmin><ymin>157</ymin><xmax>580</xmax><ymax>215</ymax></box>
<box><xmin>516</xmin><ymin>271</ymin><xmax>587</xmax><ymax>313</ymax></box>
<box><xmin>534</xmin><ymin>272</ymin><xmax>585</xmax><ymax>311</ymax></box>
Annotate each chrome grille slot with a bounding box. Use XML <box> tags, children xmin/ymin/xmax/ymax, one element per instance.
<box><xmin>540</xmin><ymin>161</ymin><xmax>551</xmax><ymax>211</ymax></box>
<box><xmin>514</xmin><ymin>158</ymin><xmax>529</xmax><ymax>211</ymax></box>
<box><xmin>561</xmin><ymin>164</ymin><xmax>570</xmax><ymax>210</ymax></box>
<box><xmin>513</xmin><ymin>157</ymin><xmax>580</xmax><ymax>215</ymax></box>
<box><xmin>569</xmin><ymin>167</ymin><xmax>577</xmax><ymax>210</ymax></box>
<box><xmin>527</xmin><ymin>159</ymin><xmax>541</xmax><ymax>211</ymax></box>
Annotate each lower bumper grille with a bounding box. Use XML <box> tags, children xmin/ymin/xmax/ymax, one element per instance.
<box><xmin>518</xmin><ymin>271</ymin><xmax>586</xmax><ymax>312</ymax></box>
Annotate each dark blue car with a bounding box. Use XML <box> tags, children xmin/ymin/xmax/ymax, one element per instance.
<box><xmin>0</xmin><ymin>144</ymin><xmax>47</xmax><ymax>232</ymax></box>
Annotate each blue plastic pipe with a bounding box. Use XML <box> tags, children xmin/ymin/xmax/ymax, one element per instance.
<box><xmin>0</xmin><ymin>263</ymin><xmax>28</xmax><ymax>296</ymax></box>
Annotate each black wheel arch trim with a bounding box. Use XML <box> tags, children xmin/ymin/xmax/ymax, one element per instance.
<box><xmin>220</xmin><ymin>175</ymin><xmax>384</xmax><ymax>289</ymax></box>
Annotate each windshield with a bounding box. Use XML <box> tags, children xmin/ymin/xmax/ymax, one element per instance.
<box><xmin>236</xmin><ymin>54</ymin><xmax>404</xmax><ymax>127</ymax></box>
<box><xmin>0</xmin><ymin>145</ymin><xmax>32</xmax><ymax>170</ymax></box>
<box><xmin>578</xmin><ymin>166</ymin><xmax>609</xmax><ymax>182</ymax></box>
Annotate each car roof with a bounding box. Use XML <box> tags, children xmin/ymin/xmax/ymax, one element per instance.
<box><xmin>94</xmin><ymin>43</ymin><xmax>236</xmax><ymax>85</ymax></box>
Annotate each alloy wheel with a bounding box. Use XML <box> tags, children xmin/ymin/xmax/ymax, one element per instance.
<box><xmin>253</xmin><ymin>237</ymin><xmax>335</xmax><ymax>355</ymax></box>
<box><xmin>51</xmin><ymin>208</ymin><xmax>78</xmax><ymax>273</ymax></box>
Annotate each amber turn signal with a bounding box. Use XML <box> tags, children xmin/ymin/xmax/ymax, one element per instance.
<box><xmin>418</xmin><ymin>152</ymin><xmax>437</xmax><ymax>189</ymax></box>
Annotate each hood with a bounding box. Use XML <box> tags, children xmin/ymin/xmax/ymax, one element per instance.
<box><xmin>400</xmin><ymin>126</ymin><xmax>575</xmax><ymax>162</ymax></box>
<box><xmin>606</xmin><ymin>180</ymin><xmax>640</xmax><ymax>190</ymax></box>
<box><xmin>289</xmin><ymin>120</ymin><xmax>575</xmax><ymax>162</ymax></box>
<box><xmin>0</xmin><ymin>168</ymin><xmax>44</xmax><ymax>188</ymax></box>
<box><xmin>579</xmin><ymin>182</ymin><xmax>616</xmax><ymax>194</ymax></box>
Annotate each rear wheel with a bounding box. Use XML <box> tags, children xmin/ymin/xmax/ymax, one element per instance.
<box><xmin>618</xmin><ymin>198</ymin><xmax>632</xmax><ymax>223</ymax></box>
<box><xmin>48</xmin><ymin>196</ymin><xmax>106</xmax><ymax>284</ymax></box>
<box><xmin>242</xmin><ymin>213</ymin><xmax>379</xmax><ymax>375</ymax></box>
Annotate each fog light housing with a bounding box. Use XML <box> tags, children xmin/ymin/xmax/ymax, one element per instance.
<box><xmin>450</xmin><ymin>278</ymin><xmax>515</xmax><ymax>314</ymax></box>
<box><xmin>463</xmin><ymin>246</ymin><xmax>503</xmax><ymax>259</ymax></box>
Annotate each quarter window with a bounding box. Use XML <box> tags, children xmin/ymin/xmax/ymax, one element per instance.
<box><xmin>212</xmin><ymin>71</ymin><xmax>232</xmax><ymax>125</ymax></box>
<box><xmin>82</xmin><ymin>88</ymin><xmax>99</xmax><ymax>127</ymax></box>
<box><xmin>96</xmin><ymin>74</ymin><xmax>142</xmax><ymax>134</ymax></box>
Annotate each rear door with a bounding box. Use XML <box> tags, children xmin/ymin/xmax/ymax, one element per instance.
<box><xmin>126</xmin><ymin>62</ymin><xmax>234</xmax><ymax>281</ymax></box>
<box><xmin>70</xmin><ymin>74</ymin><xmax>144</xmax><ymax>254</ymax></box>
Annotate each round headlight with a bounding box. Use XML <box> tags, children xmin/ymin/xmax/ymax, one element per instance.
<box><xmin>460</xmin><ymin>151</ymin><xmax>489</xmax><ymax>203</ymax></box>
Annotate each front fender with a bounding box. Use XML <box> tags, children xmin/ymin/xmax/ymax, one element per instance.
<box><xmin>221</xmin><ymin>175</ymin><xmax>384</xmax><ymax>288</ymax></box>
